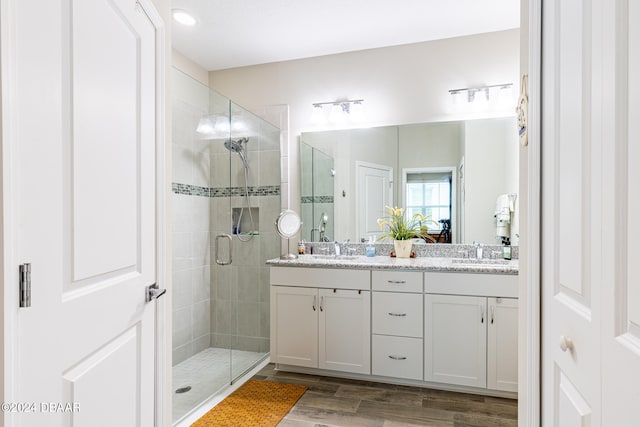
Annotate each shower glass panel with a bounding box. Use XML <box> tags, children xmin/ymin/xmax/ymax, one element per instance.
<box><xmin>171</xmin><ymin>68</ymin><xmax>280</xmax><ymax>423</ymax></box>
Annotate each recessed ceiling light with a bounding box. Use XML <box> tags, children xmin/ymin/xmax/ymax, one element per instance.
<box><xmin>172</xmin><ymin>9</ymin><xmax>197</xmax><ymax>26</ymax></box>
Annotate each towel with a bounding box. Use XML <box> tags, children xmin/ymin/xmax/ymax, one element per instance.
<box><xmin>494</xmin><ymin>194</ymin><xmax>516</xmax><ymax>238</ymax></box>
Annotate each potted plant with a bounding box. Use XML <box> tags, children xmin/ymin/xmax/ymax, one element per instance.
<box><xmin>376</xmin><ymin>206</ymin><xmax>436</xmax><ymax>257</ymax></box>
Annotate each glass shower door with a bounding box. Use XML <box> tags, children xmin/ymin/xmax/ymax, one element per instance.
<box><xmin>227</xmin><ymin>101</ymin><xmax>280</xmax><ymax>382</ymax></box>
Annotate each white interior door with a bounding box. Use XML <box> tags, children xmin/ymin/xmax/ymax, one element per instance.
<box><xmin>4</xmin><ymin>0</ymin><xmax>162</xmax><ymax>426</ymax></box>
<box><xmin>599</xmin><ymin>1</ymin><xmax>640</xmax><ymax>425</ymax></box>
<box><xmin>356</xmin><ymin>161</ymin><xmax>393</xmax><ymax>241</ymax></box>
<box><xmin>540</xmin><ymin>0</ymin><xmax>635</xmax><ymax>425</ymax></box>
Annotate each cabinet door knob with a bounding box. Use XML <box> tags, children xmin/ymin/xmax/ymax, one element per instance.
<box><xmin>388</xmin><ymin>312</ymin><xmax>407</xmax><ymax>317</ymax></box>
<box><xmin>312</xmin><ymin>295</ymin><xmax>316</xmax><ymax>311</ymax></box>
<box><xmin>560</xmin><ymin>335</ymin><xmax>574</xmax><ymax>352</ymax></box>
<box><xmin>387</xmin><ymin>280</ymin><xmax>406</xmax><ymax>284</ymax></box>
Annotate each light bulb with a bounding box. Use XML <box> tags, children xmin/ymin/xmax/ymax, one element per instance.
<box><xmin>329</xmin><ymin>103</ymin><xmax>346</xmax><ymax>124</ymax></box>
<box><xmin>311</xmin><ymin>104</ymin><xmax>326</xmax><ymax>125</ymax></box>
<box><xmin>349</xmin><ymin>101</ymin><xmax>365</xmax><ymax>123</ymax></box>
<box><xmin>172</xmin><ymin>9</ymin><xmax>197</xmax><ymax>26</ymax></box>
<box><xmin>196</xmin><ymin>116</ymin><xmax>215</xmax><ymax>137</ymax></box>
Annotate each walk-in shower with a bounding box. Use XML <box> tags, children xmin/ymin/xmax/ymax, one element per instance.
<box><xmin>171</xmin><ymin>68</ymin><xmax>281</xmax><ymax>423</ymax></box>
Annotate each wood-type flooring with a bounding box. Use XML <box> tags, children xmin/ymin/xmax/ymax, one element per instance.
<box><xmin>253</xmin><ymin>364</ymin><xmax>518</xmax><ymax>427</ymax></box>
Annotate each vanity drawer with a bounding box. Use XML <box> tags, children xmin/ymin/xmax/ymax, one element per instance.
<box><xmin>270</xmin><ymin>267</ymin><xmax>370</xmax><ymax>290</ymax></box>
<box><xmin>372</xmin><ymin>271</ymin><xmax>422</xmax><ymax>293</ymax></box>
<box><xmin>372</xmin><ymin>335</ymin><xmax>423</xmax><ymax>380</ymax></box>
<box><xmin>372</xmin><ymin>292</ymin><xmax>423</xmax><ymax>337</ymax></box>
<box><xmin>425</xmin><ymin>272</ymin><xmax>518</xmax><ymax>298</ymax></box>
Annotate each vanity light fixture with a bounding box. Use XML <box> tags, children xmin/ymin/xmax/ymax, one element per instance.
<box><xmin>172</xmin><ymin>9</ymin><xmax>197</xmax><ymax>26</ymax></box>
<box><xmin>311</xmin><ymin>99</ymin><xmax>365</xmax><ymax>126</ymax></box>
<box><xmin>449</xmin><ymin>84</ymin><xmax>513</xmax><ymax>105</ymax></box>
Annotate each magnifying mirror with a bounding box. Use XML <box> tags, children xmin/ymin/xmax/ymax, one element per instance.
<box><xmin>275</xmin><ymin>209</ymin><xmax>302</xmax><ymax>259</ymax></box>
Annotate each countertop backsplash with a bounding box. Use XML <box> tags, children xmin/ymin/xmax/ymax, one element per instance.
<box><xmin>302</xmin><ymin>241</ymin><xmax>519</xmax><ymax>260</ymax></box>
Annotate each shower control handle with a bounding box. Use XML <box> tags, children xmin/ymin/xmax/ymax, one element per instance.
<box><xmin>215</xmin><ymin>234</ymin><xmax>233</xmax><ymax>265</ymax></box>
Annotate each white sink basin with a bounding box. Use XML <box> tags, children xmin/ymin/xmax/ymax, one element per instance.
<box><xmin>452</xmin><ymin>258</ymin><xmax>511</xmax><ymax>265</ymax></box>
<box><xmin>306</xmin><ymin>255</ymin><xmax>360</xmax><ymax>260</ymax></box>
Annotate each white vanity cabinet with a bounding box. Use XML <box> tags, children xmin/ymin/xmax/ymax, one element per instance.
<box><xmin>424</xmin><ymin>272</ymin><xmax>518</xmax><ymax>392</ymax></box>
<box><xmin>371</xmin><ymin>271</ymin><xmax>423</xmax><ymax>380</ymax></box>
<box><xmin>424</xmin><ymin>294</ymin><xmax>488</xmax><ymax>388</ymax></box>
<box><xmin>270</xmin><ymin>267</ymin><xmax>371</xmax><ymax>375</ymax></box>
<box><xmin>269</xmin><ymin>265</ymin><xmax>519</xmax><ymax>395</ymax></box>
<box><xmin>487</xmin><ymin>297</ymin><xmax>518</xmax><ymax>392</ymax></box>
<box><xmin>270</xmin><ymin>286</ymin><xmax>318</xmax><ymax>368</ymax></box>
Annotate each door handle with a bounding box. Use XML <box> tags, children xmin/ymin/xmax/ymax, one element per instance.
<box><xmin>560</xmin><ymin>335</ymin><xmax>574</xmax><ymax>352</ymax></box>
<box><xmin>145</xmin><ymin>283</ymin><xmax>166</xmax><ymax>303</ymax></box>
<box><xmin>215</xmin><ymin>234</ymin><xmax>233</xmax><ymax>265</ymax></box>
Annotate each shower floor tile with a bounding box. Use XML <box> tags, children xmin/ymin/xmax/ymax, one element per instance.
<box><xmin>172</xmin><ymin>347</ymin><xmax>266</xmax><ymax>423</ymax></box>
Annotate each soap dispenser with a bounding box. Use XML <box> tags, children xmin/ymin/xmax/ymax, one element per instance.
<box><xmin>366</xmin><ymin>236</ymin><xmax>376</xmax><ymax>257</ymax></box>
<box><xmin>502</xmin><ymin>237</ymin><xmax>512</xmax><ymax>260</ymax></box>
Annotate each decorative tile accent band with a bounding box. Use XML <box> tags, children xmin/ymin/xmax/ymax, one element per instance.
<box><xmin>172</xmin><ymin>183</ymin><xmax>280</xmax><ymax>198</ymax></box>
<box><xmin>301</xmin><ymin>196</ymin><xmax>334</xmax><ymax>204</ymax></box>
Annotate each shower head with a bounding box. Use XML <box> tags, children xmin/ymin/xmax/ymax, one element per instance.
<box><xmin>224</xmin><ymin>137</ymin><xmax>249</xmax><ymax>169</ymax></box>
<box><xmin>224</xmin><ymin>137</ymin><xmax>246</xmax><ymax>153</ymax></box>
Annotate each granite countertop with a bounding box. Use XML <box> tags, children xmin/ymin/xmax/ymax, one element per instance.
<box><xmin>266</xmin><ymin>255</ymin><xmax>519</xmax><ymax>275</ymax></box>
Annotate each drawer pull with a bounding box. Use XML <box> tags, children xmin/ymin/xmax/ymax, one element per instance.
<box><xmin>388</xmin><ymin>312</ymin><xmax>407</xmax><ymax>317</ymax></box>
<box><xmin>387</xmin><ymin>280</ymin><xmax>406</xmax><ymax>284</ymax></box>
<box><xmin>388</xmin><ymin>355</ymin><xmax>407</xmax><ymax>360</ymax></box>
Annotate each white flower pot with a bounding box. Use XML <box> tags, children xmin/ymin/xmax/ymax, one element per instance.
<box><xmin>394</xmin><ymin>239</ymin><xmax>413</xmax><ymax>258</ymax></box>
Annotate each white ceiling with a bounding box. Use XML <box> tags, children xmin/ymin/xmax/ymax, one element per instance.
<box><xmin>171</xmin><ymin>0</ymin><xmax>520</xmax><ymax>71</ymax></box>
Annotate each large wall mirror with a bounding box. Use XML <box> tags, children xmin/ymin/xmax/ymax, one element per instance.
<box><xmin>300</xmin><ymin>117</ymin><xmax>519</xmax><ymax>245</ymax></box>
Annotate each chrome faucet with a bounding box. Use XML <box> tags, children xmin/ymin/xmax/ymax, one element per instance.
<box><xmin>473</xmin><ymin>241</ymin><xmax>483</xmax><ymax>260</ymax></box>
<box><xmin>342</xmin><ymin>239</ymin><xmax>355</xmax><ymax>256</ymax></box>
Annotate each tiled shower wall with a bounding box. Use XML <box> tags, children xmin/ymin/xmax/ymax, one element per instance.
<box><xmin>172</xmin><ymin>71</ymin><xmax>212</xmax><ymax>365</ymax></box>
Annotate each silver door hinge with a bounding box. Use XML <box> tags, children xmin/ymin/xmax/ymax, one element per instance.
<box><xmin>19</xmin><ymin>263</ymin><xmax>31</xmax><ymax>308</ymax></box>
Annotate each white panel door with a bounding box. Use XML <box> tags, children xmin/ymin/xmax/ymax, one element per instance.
<box><xmin>5</xmin><ymin>0</ymin><xmax>161</xmax><ymax>426</ymax></box>
<box><xmin>356</xmin><ymin>161</ymin><xmax>393</xmax><ymax>241</ymax></box>
<box><xmin>425</xmin><ymin>294</ymin><xmax>487</xmax><ymax>388</ymax></box>
<box><xmin>319</xmin><ymin>288</ymin><xmax>371</xmax><ymax>374</ymax></box>
<box><xmin>542</xmin><ymin>0</ymin><xmax>601</xmax><ymax>424</ymax></box>
<box><xmin>599</xmin><ymin>1</ymin><xmax>640</xmax><ymax>425</ymax></box>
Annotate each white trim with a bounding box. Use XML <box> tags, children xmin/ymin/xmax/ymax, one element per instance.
<box><xmin>401</xmin><ymin>167</ymin><xmax>457</xmax><ymax>243</ymax></box>
<box><xmin>134</xmin><ymin>0</ymin><xmax>168</xmax><ymax>425</ymax></box>
<box><xmin>1</xmin><ymin>1</ymin><xmax>19</xmax><ymax>424</ymax></box>
<box><xmin>523</xmin><ymin>0</ymin><xmax>542</xmax><ymax>425</ymax></box>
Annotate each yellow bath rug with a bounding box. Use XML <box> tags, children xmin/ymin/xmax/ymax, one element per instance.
<box><xmin>191</xmin><ymin>379</ymin><xmax>307</xmax><ymax>427</ymax></box>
